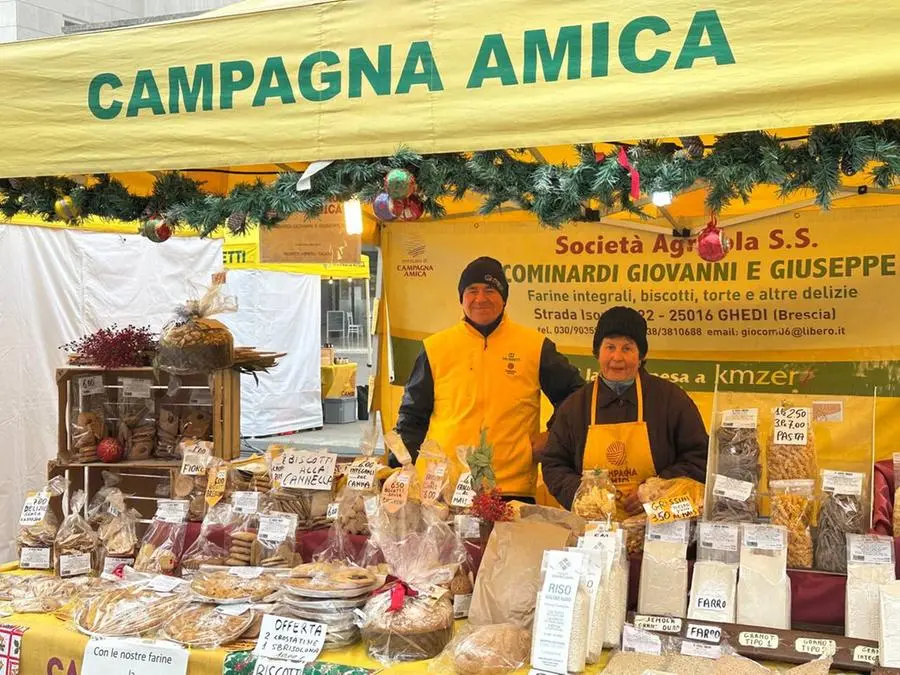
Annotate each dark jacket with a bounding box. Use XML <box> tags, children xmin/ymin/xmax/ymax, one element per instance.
<box><xmin>541</xmin><ymin>369</ymin><xmax>709</xmax><ymax>509</ymax></box>
<box><xmin>395</xmin><ymin>337</ymin><xmax>584</xmax><ymax>462</ymax></box>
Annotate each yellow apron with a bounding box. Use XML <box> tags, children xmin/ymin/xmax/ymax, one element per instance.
<box><xmin>583</xmin><ymin>376</ymin><xmax>656</xmax><ymax>519</ymax></box>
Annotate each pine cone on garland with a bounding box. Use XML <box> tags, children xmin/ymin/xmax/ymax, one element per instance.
<box><xmin>679</xmin><ymin>136</ymin><xmax>705</xmax><ymax>159</ymax></box>
<box><xmin>840</xmin><ymin>154</ymin><xmax>857</xmax><ymax>176</ymax></box>
<box><xmin>227</xmin><ymin>211</ymin><xmax>248</xmax><ymax>235</ymax></box>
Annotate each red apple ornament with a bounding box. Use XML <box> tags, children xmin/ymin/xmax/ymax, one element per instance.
<box><xmin>97</xmin><ymin>437</ymin><xmax>124</xmax><ymax>463</ymax></box>
<box><xmin>697</xmin><ymin>218</ymin><xmax>731</xmax><ymax>262</ymax></box>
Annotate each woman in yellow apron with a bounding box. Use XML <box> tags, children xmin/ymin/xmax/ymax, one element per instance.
<box><xmin>538</xmin><ymin>306</ymin><xmax>709</xmax><ymax>516</ymax></box>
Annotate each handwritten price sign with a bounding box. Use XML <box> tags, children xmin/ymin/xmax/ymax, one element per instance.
<box><xmin>773</xmin><ymin>407</ymin><xmax>811</xmax><ymax>445</ymax></box>
<box><xmin>644</xmin><ymin>495</ymin><xmax>699</xmax><ymax>524</ymax></box>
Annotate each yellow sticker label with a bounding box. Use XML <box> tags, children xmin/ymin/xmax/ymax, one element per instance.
<box><xmin>205</xmin><ymin>467</ymin><xmax>229</xmax><ymax>506</ymax></box>
<box><xmin>644</xmin><ymin>495</ymin><xmax>699</xmax><ymax>524</ymax></box>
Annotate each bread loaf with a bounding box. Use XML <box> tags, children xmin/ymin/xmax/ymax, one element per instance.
<box><xmin>453</xmin><ymin>624</ymin><xmax>531</xmax><ymax>675</ymax></box>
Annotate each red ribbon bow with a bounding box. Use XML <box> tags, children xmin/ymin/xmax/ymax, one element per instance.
<box><xmin>617</xmin><ymin>146</ymin><xmax>641</xmax><ymax>200</ymax></box>
<box><xmin>374</xmin><ymin>575</ymin><xmax>419</xmax><ymax>613</ymax></box>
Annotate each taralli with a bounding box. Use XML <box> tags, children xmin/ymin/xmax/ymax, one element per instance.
<box><xmin>287</xmin><ymin>562</ymin><xmax>377</xmax><ymax>592</ymax></box>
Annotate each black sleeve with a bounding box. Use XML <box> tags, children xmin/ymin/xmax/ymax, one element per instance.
<box><xmin>540</xmin><ymin>398</ymin><xmax>585</xmax><ymax>510</ymax></box>
<box><xmin>393</xmin><ymin>350</ymin><xmax>434</xmax><ymax>466</ymax></box>
<box><xmin>539</xmin><ymin>338</ymin><xmax>585</xmax><ymax>428</ymax></box>
<box><xmin>658</xmin><ymin>390</ymin><xmax>710</xmax><ymax>483</ymax></box>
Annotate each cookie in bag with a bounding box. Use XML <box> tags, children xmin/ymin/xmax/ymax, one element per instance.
<box><xmin>55</xmin><ymin>491</ymin><xmax>98</xmax><ymax>578</ymax></box>
<box><xmin>134</xmin><ymin>499</ymin><xmax>189</xmax><ymax>575</ymax></box>
<box><xmin>17</xmin><ymin>476</ymin><xmax>68</xmax><ymax>571</ymax></box>
<box><xmin>114</xmin><ymin>376</ymin><xmax>156</xmax><ymax>461</ymax></box>
<box><xmin>174</xmin><ymin>441</ymin><xmax>215</xmax><ymax>521</ymax></box>
<box><xmin>98</xmin><ymin>493</ymin><xmax>140</xmax><ymax>575</ymax></box>
<box><xmin>69</xmin><ymin>374</ymin><xmax>108</xmax><ymax>464</ymax></box>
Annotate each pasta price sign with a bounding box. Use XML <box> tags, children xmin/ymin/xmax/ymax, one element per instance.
<box><xmin>644</xmin><ymin>495</ymin><xmax>699</xmax><ymax>524</ymax></box>
<box><xmin>773</xmin><ymin>407</ymin><xmax>811</xmax><ymax>445</ymax></box>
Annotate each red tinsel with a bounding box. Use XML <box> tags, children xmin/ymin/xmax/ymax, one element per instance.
<box><xmin>62</xmin><ymin>324</ymin><xmax>158</xmax><ymax>368</ymax></box>
<box><xmin>471</xmin><ymin>488</ymin><xmax>514</xmax><ymax>523</ymax></box>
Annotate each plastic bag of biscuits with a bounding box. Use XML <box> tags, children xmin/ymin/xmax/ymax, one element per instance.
<box><xmin>230</xmin><ymin>454</ymin><xmax>272</xmax><ymax>493</ymax></box>
<box><xmin>55</xmin><ymin>490</ymin><xmax>98</xmax><ymax>578</ymax></box>
<box><xmin>87</xmin><ymin>471</ymin><xmax>124</xmax><ymax>529</ymax></box>
<box><xmin>253</xmin><ymin>510</ymin><xmax>300</xmax><ymax>569</ymax></box>
<box><xmin>97</xmin><ymin>492</ymin><xmax>140</xmax><ymax>576</ymax></box>
<box><xmin>174</xmin><ymin>441</ymin><xmax>216</xmax><ymax>521</ymax></box>
<box><xmin>134</xmin><ymin>499</ymin><xmax>189</xmax><ymax>575</ymax></box>
<box><xmin>113</xmin><ymin>375</ymin><xmax>157</xmax><ymax>461</ymax></box>
<box><xmin>69</xmin><ymin>374</ymin><xmax>108</xmax><ymax>464</ymax></box>
<box><xmin>17</xmin><ymin>475</ymin><xmax>68</xmax><ymax>571</ymax></box>
<box><xmin>157</xmin><ymin>283</ymin><xmax>236</xmax><ymax>375</ymax></box>
<box><xmin>182</xmin><ymin>501</ymin><xmax>236</xmax><ymax>571</ymax></box>
<box><xmin>335</xmin><ymin>422</ymin><xmax>383</xmax><ymax>536</ymax></box>
<box><xmin>267</xmin><ymin>446</ymin><xmax>337</xmax><ymax>531</ymax></box>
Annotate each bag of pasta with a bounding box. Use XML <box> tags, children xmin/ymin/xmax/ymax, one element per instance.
<box><xmin>55</xmin><ymin>490</ymin><xmax>99</xmax><ymax>577</ymax></box>
<box><xmin>816</xmin><ymin>470</ymin><xmax>867</xmax><ymax>573</ymax></box>
<box><xmin>415</xmin><ymin>439</ymin><xmax>451</xmax><ymax>521</ymax></box>
<box><xmin>69</xmin><ymin>374</ymin><xmax>108</xmax><ymax>464</ymax></box>
<box><xmin>114</xmin><ymin>375</ymin><xmax>156</xmax><ymax>460</ymax></box>
<box><xmin>571</xmin><ymin>468</ymin><xmax>616</xmax><ymax>525</ymax></box>
<box><xmin>98</xmin><ymin>492</ymin><xmax>141</xmax><ymax>575</ymax></box>
<box><xmin>17</xmin><ymin>476</ymin><xmax>68</xmax><ymax>571</ymax></box>
<box><xmin>767</xmin><ymin>406</ymin><xmax>816</xmax><ymax>481</ymax></box>
<box><xmin>134</xmin><ymin>499</ymin><xmax>189</xmax><ymax>575</ymax></box>
<box><xmin>157</xmin><ymin>283</ymin><xmax>236</xmax><ymax>375</ymax></box>
<box><xmin>770</xmin><ymin>479</ymin><xmax>815</xmax><ymax>569</ymax></box>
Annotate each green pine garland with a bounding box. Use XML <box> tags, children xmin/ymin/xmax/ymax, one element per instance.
<box><xmin>3</xmin><ymin>121</ymin><xmax>900</xmax><ymax>233</ymax></box>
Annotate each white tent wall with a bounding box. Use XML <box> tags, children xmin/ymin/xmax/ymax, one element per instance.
<box><xmin>220</xmin><ymin>270</ymin><xmax>322</xmax><ymax>437</ymax></box>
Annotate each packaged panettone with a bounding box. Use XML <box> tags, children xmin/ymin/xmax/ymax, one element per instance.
<box><xmin>55</xmin><ymin>490</ymin><xmax>98</xmax><ymax>577</ymax></box>
<box><xmin>17</xmin><ymin>476</ymin><xmax>68</xmax><ymax>570</ymax></box>
<box><xmin>572</xmin><ymin>469</ymin><xmax>616</xmax><ymax>524</ymax></box>
<box><xmin>157</xmin><ymin>283</ymin><xmax>236</xmax><ymax>375</ymax></box>
<box><xmin>69</xmin><ymin>374</ymin><xmax>108</xmax><ymax>463</ymax></box>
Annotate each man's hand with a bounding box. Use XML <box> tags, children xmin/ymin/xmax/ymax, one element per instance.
<box><xmin>532</xmin><ymin>431</ymin><xmax>550</xmax><ymax>463</ymax></box>
<box><xmin>622</xmin><ymin>487</ymin><xmax>646</xmax><ymax>516</ymax></box>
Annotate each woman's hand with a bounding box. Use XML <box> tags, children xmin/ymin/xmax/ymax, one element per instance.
<box><xmin>622</xmin><ymin>488</ymin><xmax>645</xmax><ymax>516</ymax></box>
<box><xmin>531</xmin><ymin>431</ymin><xmax>550</xmax><ymax>463</ymax></box>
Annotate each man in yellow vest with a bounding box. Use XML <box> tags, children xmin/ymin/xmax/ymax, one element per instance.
<box><xmin>395</xmin><ymin>256</ymin><xmax>584</xmax><ymax>501</ymax></box>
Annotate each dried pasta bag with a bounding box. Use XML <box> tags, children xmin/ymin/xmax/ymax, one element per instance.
<box><xmin>736</xmin><ymin>524</ymin><xmax>790</xmax><ymax>629</ymax></box>
<box><xmin>715</xmin><ymin>410</ymin><xmax>762</xmax><ymax>483</ymax></box>
<box><xmin>816</xmin><ymin>470</ymin><xmax>866</xmax><ymax>573</ymax></box>
<box><xmin>157</xmin><ymin>283</ymin><xmax>236</xmax><ymax>375</ymax></box>
<box><xmin>846</xmin><ymin>533</ymin><xmax>895</xmax><ymax>640</ymax></box>
<box><xmin>769</xmin><ymin>479</ymin><xmax>814</xmax><ymax>569</ymax></box>
<box><xmin>531</xmin><ymin>550</ymin><xmax>589</xmax><ymax>674</ymax></box>
<box><xmin>55</xmin><ymin>490</ymin><xmax>99</xmax><ymax>578</ymax></box>
<box><xmin>709</xmin><ymin>472</ymin><xmax>758</xmax><ymax>523</ymax></box>
<box><xmin>571</xmin><ymin>468</ymin><xmax>616</xmax><ymax>525</ymax></box>
<box><xmin>97</xmin><ymin>494</ymin><xmax>140</xmax><ymax>575</ymax></box>
<box><xmin>134</xmin><ymin>499</ymin><xmax>189</xmax><ymax>575</ymax></box>
<box><xmin>767</xmin><ymin>406</ymin><xmax>816</xmax><ymax>481</ymax></box>
<box><xmin>69</xmin><ymin>374</ymin><xmax>108</xmax><ymax>464</ymax></box>
<box><xmin>689</xmin><ymin>522</ymin><xmax>739</xmax><ymax>623</ymax></box>
<box><xmin>114</xmin><ymin>375</ymin><xmax>156</xmax><ymax>461</ymax></box>
<box><xmin>17</xmin><ymin>475</ymin><xmax>68</xmax><ymax>571</ymax></box>
<box><xmin>429</xmin><ymin>623</ymin><xmax>530</xmax><ymax>675</ymax></box>
<box><xmin>637</xmin><ymin>520</ymin><xmax>690</xmax><ymax>618</ymax></box>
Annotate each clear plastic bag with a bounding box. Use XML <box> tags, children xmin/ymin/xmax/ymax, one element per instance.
<box><xmin>87</xmin><ymin>471</ymin><xmax>123</xmax><ymax>528</ymax></box>
<box><xmin>70</xmin><ymin>374</ymin><xmax>108</xmax><ymax>463</ymax></box>
<box><xmin>416</xmin><ymin>440</ymin><xmax>451</xmax><ymax>520</ymax></box>
<box><xmin>709</xmin><ymin>473</ymin><xmax>758</xmax><ymax>523</ymax></box>
<box><xmin>17</xmin><ymin>475</ymin><xmax>68</xmax><ymax>570</ymax></box>
<box><xmin>816</xmin><ymin>470</ymin><xmax>867</xmax><ymax>573</ymax></box>
<box><xmin>770</xmin><ymin>479</ymin><xmax>814</xmax><ymax>569</ymax></box>
<box><xmin>337</xmin><ymin>423</ymin><xmax>382</xmax><ymax>535</ymax></box>
<box><xmin>155</xmin><ymin>403</ymin><xmax>181</xmax><ymax>459</ymax></box>
<box><xmin>846</xmin><ymin>533</ymin><xmax>895</xmax><ymax>640</ymax></box>
<box><xmin>711</xmin><ymin>411</ymin><xmax>761</xmax><ymax>522</ymax></box>
<box><xmin>73</xmin><ymin>582</ymin><xmax>190</xmax><ymax>637</ymax></box>
<box><xmin>114</xmin><ymin>376</ymin><xmax>156</xmax><ymax>461</ymax></box>
<box><xmin>173</xmin><ymin>442</ymin><xmax>216</xmax><ymax>521</ymax></box>
<box><xmin>223</xmin><ymin>505</ymin><xmax>263</xmax><ymax>567</ymax></box>
<box><xmin>767</xmin><ymin>409</ymin><xmax>817</xmax><ymax>481</ymax></box>
<box><xmin>230</xmin><ymin>454</ymin><xmax>273</xmax><ymax>493</ymax></box>
<box><xmin>255</xmin><ymin>510</ymin><xmax>300</xmax><ymax>569</ymax></box>
<box><xmin>638</xmin><ymin>520</ymin><xmax>691</xmax><ymax>618</ymax></box>
<box><xmin>157</xmin><ymin>283</ymin><xmax>236</xmax><ymax>375</ymax></box>
<box><xmin>134</xmin><ymin>500</ymin><xmax>189</xmax><ymax>575</ymax></box>
<box><xmin>55</xmin><ymin>490</ymin><xmax>98</xmax><ymax>577</ymax></box>
<box><xmin>180</xmin><ymin>405</ymin><xmax>213</xmax><ymax>444</ymax></box>
<box><xmin>181</xmin><ymin>501</ymin><xmax>235</xmax><ymax>570</ymax></box>
<box><xmin>429</xmin><ymin>623</ymin><xmax>531</xmax><ymax>675</ymax></box>
<box><xmin>608</xmin><ymin>627</ymin><xmax>740</xmax><ymax>674</ymax></box>
<box><xmin>97</xmin><ymin>494</ymin><xmax>140</xmax><ymax>575</ymax></box>
<box><xmin>736</xmin><ymin>524</ymin><xmax>790</xmax><ymax>629</ymax></box>
<box><xmin>689</xmin><ymin>523</ymin><xmax>740</xmax><ymax>623</ymax></box>
<box><xmin>577</xmin><ymin>528</ymin><xmax>629</xmax><ymax>649</ymax></box>
<box><xmin>571</xmin><ymin>468</ymin><xmax>616</xmax><ymax>524</ymax></box>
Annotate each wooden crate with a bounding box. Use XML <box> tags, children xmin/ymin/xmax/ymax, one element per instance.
<box><xmin>56</xmin><ymin>366</ymin><xmax>240</xmax><ymax>462</ymax></box>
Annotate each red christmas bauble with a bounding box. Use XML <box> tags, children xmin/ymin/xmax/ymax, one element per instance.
<box><xmin>697</xmin><ymin>221</ymin><xmax>731</xmax><ymax>262</ymax></box>
<box><xmin>97</xmin><ymin>437</ymin><xmax>124</xmax><ymax>463</ymax></box>
<box><xmin>154</xmin><ymin>222</ymin><xmax>172</xmax><ymax>242</ymax></box>
<box><xmin>397</xmin><ymin>195</ymin><xmax>424</xmax><ymax>221</ymax></box>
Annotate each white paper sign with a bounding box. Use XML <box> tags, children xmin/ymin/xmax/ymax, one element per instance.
<box><xmin>229</xmin><ymin>567</ymin><xmax>264</xmax><ymax>580</ymax></box>
<box><xmin>621</xmin><ymin>625</ymin><xmax>662</xmax><ymax>655</ymax></box>
<box><xmin>326</xmin><ymin>503</ymin><xmax>340</xmax><ymax>521</ymax></box>
<box><xmin>217</xmin><ymin>603</ymin><xmax>252</xmax><ymax>616</ymax></box>
<box><xmin>60</xmin><ymin>552</ymin><xmax>93</xmax><ymax>577</ymax></box>
<box><xmin>82</xmin><ymin>637</ymin><xmax>188</xmax><ymax>675</ymax></box>
<box><xmin>698</xmin><ymin>523</ymin><xmax>739</xmax><ymax>552</ymax></box>
<box><xmin>822</xmin><ymin>470</ymin><xmax>864</xmax><ymax>496</ymax></box>
<box><xmin>686</xmin><ymin>623</ymin><xmax>722</xmax><ymax>644</ymax></box>
<box><xmin>122</xmin><ymin>377</ymin><xmax>153</xmax><ymax>399</ymax></box>
<box><xmin>633</xmin><ymin>615</ymin><xmax>683</xmax><ymax>634</ymax></box>
<box><xmin>155</xmin><ymin>500</ymin><xmax>189</xmax><ymax>524</ymax></box>
<box><xmin>451</xmin><ymin>472</ymin><xmax>476</xmax><ymax>508</ymax></box>
<box><xmin>853</xmin><ymin>645</ymin><xmax>879</xmax><ymax>664</ymax></box>
<box><xmin>80</xmin><ymin>375</ymin><xmax>104</xmax><ymax>396</ymax></box>
<box><xmin>280</xmin><ymin>451</ymin><xmax>337</xmax><ymax>491</ymax></box>
<box><xmin>421</xmin><ymin>461</ymin><xmax>448</xmax><ymax>503</ymax></box>
<box><xmin>712</xmin><ymin>475</ymin><xmax>754</xmax><ymax>502</ymax></box>
<box><xmin>346</xmin><ymin>458</ymin><xmax>378</xmax><ymax>491</ymax></box>
<box><xmin>738</xmin><ymin>632</ymin><xmax>779</xmax><ymax>649</ymax></box>
<box><xmin>189</xmin><ymin>388</ymin><xmax>212</xmax><ymax>406</ymax></box>
<box><xmin>849</xmin><ymin>536</ymin><xmax>894</xmax><ymax>565</ymax></box>
<box><xmin>19</xmin><ymin>492</ymin><xmax>50</xmax><ymax>526</ymax></box>
<box><xmin>721</xmin><ymin>408</ymin><xmax>759</xmax><ymax>429</ymax></box>
<box><xmin>743</xmin><ymin>525</ymin><xmax>786</xmax><ymax>551</ymax></box>
<box><xmin>232</xmin><ymin>491</ymin><xmax>261</xmax><ymax>515</ymax></box>
<box><xmin>254</xmin><ymin>615</ymin><xmax>327</xmax><ymax>662</ymax></box>
<box><xmin>258</xmin><ymin>513</ymin><xmax>298</xmax><ymax>544</ymax></box>
<box><xmin>147</xmin><ymin>575</ymin><xmax>186</xmax><ymax>593</ymax></box>
<box><xmin>19</xmin><ymin>547</ymin><xmax>51</xmax><ymax>569</ymax></box>
<box><xmin>252</xmin><ymin>657</ymin><xmax>307</xmax><ymax>675</ymax></box>
<box><xmin>694</xmin><ymin>590</ymin><xmax>729</xmax><ymax>613</ymax></box>
<box><xmin>453</xmin><ymin>593</ymin><xmax>472</xmax><ymax>619</ymax></box>
<box><xmin>180</xmin><ymin>452</ymin><xmax>208</xmax><ymax>477</ymax></box>
<box><xmin>531</xmin><ymin>551</ymin><xmax>583</xmax><ymax>672</ymax></box>
<box><xmin>773</xmin><ymin>407</ymin><xmax>811</xmax><ymax>445</ymax></box>
<box><xmin>794</xmin><ymin>637</ymin><xmax>837</xmax><ymax>656</ymax></box>
<box><xmin>646</xmin><ymin>520</ymin><xmax>690</xmax><ymax>544</ymax></box>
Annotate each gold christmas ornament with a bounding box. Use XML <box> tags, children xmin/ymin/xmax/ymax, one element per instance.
<box><xmin>54</xmin><ymin>196</ymin><xmax>81</xmax><ymax>223</ymax></box>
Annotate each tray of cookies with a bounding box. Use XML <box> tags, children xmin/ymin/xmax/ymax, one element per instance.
<box><xmin>283</xmin><ymin>562</ymin><xmax>380</xmax><ymax>599</ymax></box>
<box><xmin>73</xmin><ymin>585</ymin><xmax>188</xmax><ymax>637</ymax></box>
<box><xmin>160</xmin><ymin>603</ymin><xmax>256</xmax><ymax>648</ymax></box>
<box><xmin>190</xmin><ymin>570</ymin><xmax>279</xmax><ymax>604</ymax></box>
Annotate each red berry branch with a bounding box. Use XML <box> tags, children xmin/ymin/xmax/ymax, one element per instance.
<box><xmin>62</xmin><ymin>324</ymin><xmax>158</xmax><ymax>368</ymax></box>
<box><xmin>471</xmin><ymin>488</ymin><xmax>514</xmax><ymax>523</ymax></box>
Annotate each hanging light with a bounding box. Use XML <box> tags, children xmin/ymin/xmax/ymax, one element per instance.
<box><xmin>651</xmin><ymin>191</ymin><xmax>673</xmax><ymax>207</ymax></box>
<box><xmin>343</xmin><ymin>198</ymin><xmax>363</xmax><ymax>235</ymax></box>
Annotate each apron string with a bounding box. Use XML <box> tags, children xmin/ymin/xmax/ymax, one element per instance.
<box><xmin>591</xmin><ymin>378</ymin><xmax>599</xmax><ymax>426</ymax></box>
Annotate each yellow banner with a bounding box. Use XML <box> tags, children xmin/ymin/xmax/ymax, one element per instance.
<box><xmin>381</xmin><ymin>206</ymin><xmax>900</xmax><ymax>460</ymax></box>
<box><xmin>3</xmin><ymin>0</ymin><xmax>900</xmax><ymax>177</ymax></box>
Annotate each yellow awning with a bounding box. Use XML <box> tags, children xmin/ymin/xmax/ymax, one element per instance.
<box><xmin>3</xmin><ymin>0</ymin><xmax>900</xmax><ymax>178</ymax></box>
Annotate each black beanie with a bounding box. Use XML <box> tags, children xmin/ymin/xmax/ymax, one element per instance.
<box><xmin>458</xmin><ymin>257</ymin><xmax>509</xmax><ymax>303</ymax></box>
<box><xmin>592</xmin><ymin>306</ymin><xmax>648</xmax><ymax>358</ymax></box>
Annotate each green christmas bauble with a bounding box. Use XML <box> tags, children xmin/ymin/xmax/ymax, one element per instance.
<box><xmin>384</xmin><ymin>169</ymin><xmax>416</xmax><ymax>200</ymax></box>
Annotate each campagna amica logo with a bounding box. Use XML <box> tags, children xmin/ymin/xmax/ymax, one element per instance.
<box><xmin>397</xmin><ymin>235</ymin><xmax>433</xmax><ymax>278</ymax></box>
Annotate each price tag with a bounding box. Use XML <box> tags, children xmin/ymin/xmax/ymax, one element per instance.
<box><xmin>82</xmin><ymin>637</ymin><xmax>188</xmax><ymax>675</ymax></box>
<box><xmin>363</xmin><ymin>496</ymin><xmax>378</xmax><ymax>517</ymax></box>
<box><xmin>451</xmin><ymin>472</ymin><xmax>476</xmax><ymax>508</ymax></box>
<box><xmin>773</xmin><ymin>407</ymin><xmax>811</xmax><ymax>445</ymax></box>
<box><xmin>721</xmin><ymin>408</ymin><xmax>759</xmax><ymax>429</ymax></box>
<box><xmin>180</xmin><ymin>440</ymin><xmax>212</xmax><ymax>457</ymax></box>
<box><xmin>270</xmin><ymin>455</ymin><xmax>285</xmax><ymax>488</ymax></box>
<box><xmin>217</xmin><ymin>603</ymin><xmax>252</xmax><ymax>616</ymax></box>
<box><xmin>455</xmin><ymin>515</ymin><xmax>481</xmax><ymax>540</ymax></box>
<box><xmin>19</xmin><ymin>547</ymin><xmax>51</xmax><ymax>570</ymax></box>
<box><xmin>421</xmin><ymin>461</ymin><xmax>448</xmax><ymax>503</ymax></box>
<box><xmin>646</xmin><ymin>520</ymin><xmax>689</xmax><ymax>544</ymax></box>
<box><xmin>122</xmin><ymin>377</ymin><xmax>153</xmax><ymax>399</ymax></box>
<box><xmin>686</xmin><ymin>623</ymin><xmax>722</xmax><ymax>644</ymax></box>
<box><xmin>258</xmin><ymin>513</ymin><xmax>298</xmax><ymax>544</ymax></box>
<box><xmin>794</xmin><ymin>638</ymin><xmax>836</xmax><ymax>656</ymax></box>
<box><xmin>738</xmin><ymin>632</ymin><xmax>779</xmax><ymax>649</ymax></box>
<box><xmin>621</xmin><ymin>625</ymin><xmax>663</xmax><ymax>654</ymax></box>
<box><xmin>681</xmin><ymin>641</ymin><xmax>722</xmax><ymax>660</ymax></box>
<box><xmin>280</xmin><ymin>451</ymin><xmax>337</xmax><ymax>491</ymax></box>
<box><xmin>326</xmin><ymin>503</ymin><xmax>340</xmax><ymax>521</ymax></box>
<box><xmin>180</xmin><ymin>452</ymin><xmax>208</xmax><ymax>476</ymax></box>
<box><xmin>254</xmin><ymin>615</ymin><xmax>327</xmax><ymax>662</ymax></box>
<box><xmin>381</xmin><ymin>472</ymin><xmax>411</xmax><ymax>513</ymax></box>
<box><xmin>346</xmin><ymin>458</ymin><xmax>378</xmax><ymax>491</ymax></box>
<box><xmin>205</xmin><ymin>466</ymin><xmax>229</xmax><ymax>506</ymax></box>
<box><xmin>19</xmin><ymin>491</ymin><xmax>50</xmax><ymax>526</ymax></box>
<box><xmin>644</xmin><ymin>495</ymin><xmax>698</xmax><ymax>524</ymax></box>
<box><xmin>155</xmin><ymin>500</ymin><xmax>189</xmax><ymax>524</ymax></box>
<box><xmin>743</xmin><ymin>525</ymin><xmax>785</xmax><ymax>551</ymax></box>
<box><xmin>146</xmin><ymin>575</ymin><xmax>185</xmax><ymax>593</ymax></box>
<box><xmin>698</xmin><ymin>523</ymin><xmax>739</xmax><ymax>553</ymax></box>
<box><xmin>633</xmin><ymin>615</ymin><xmax>682</xmax><ymax>634</ymax></box>
<box><xmin>232</xmin><ymin>491</ymin><xmax>261</xmax><ymax>515</ymax></box>
<box><xmin>712</xmin><ymin>474</ymin><xmax>754</xmax><ymax>502</ymax></box>
<box><xmin>849</xmin><ymin>536</ymin><xmax>894</xmax><ymax>565</ymax></box>
<box><xmin>80</xmin><ymin>375</ymin><xmax>104</xmax><ymax>396</ymax></box>
<box><xmin>453</xmin><ymin>592</ymin><xmax>472</xmax><ymax>619</ymax></box>
<box><xmin>102</xmin><ymin>556</ymin><xmax>134</xmax><ymax>575</ymax></box>
<box><xmin>60</xmin><ymin>552</ymin><xmax>93</xmax><ymax>577</ymax></box>
<box><xmin>853</xmin><ymin>645</ymin><xmax>879</xmax><ymax>664</ymax></box>
<box><xmin>822</xmin><ymin>470</ymin><xmax>864</xmax><ymax>496</ymax></box>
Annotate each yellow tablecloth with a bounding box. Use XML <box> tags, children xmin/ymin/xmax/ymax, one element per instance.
<box><xmin>321</xmin><ymin>363</ymin><xmax>358</xmax><ymax>399</ymax></box>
